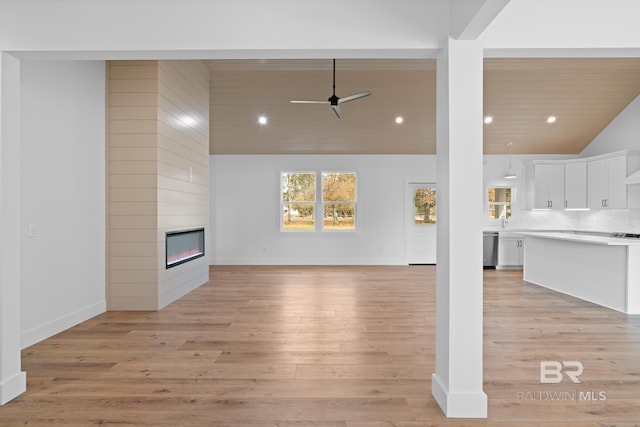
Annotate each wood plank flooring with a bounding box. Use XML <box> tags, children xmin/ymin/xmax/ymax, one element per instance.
<box><xmin>2</xmin><ymin>266</ymin><xmax>640</xmax><ymax>426</ymax></box>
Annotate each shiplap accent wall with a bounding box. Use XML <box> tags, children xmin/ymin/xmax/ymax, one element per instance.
<box><xmin>156</xmin><ymin>61</ymin><xmax>210</xmax><ymax>308</ymax></box>
<box><xmin>107</xmin><ymin>60</ymin><xmax>209</xmax><ymax>310</ymax></box>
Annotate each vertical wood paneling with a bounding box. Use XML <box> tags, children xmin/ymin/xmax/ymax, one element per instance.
<box><xmin>107</xmin><ymin>60</ymin><xmax>209</xmax><ymax>311</ymax></box>
<box><xmin>156</xmin><ymin>60</ymin><xmax>210</xmax><ymax>309</ymax></box>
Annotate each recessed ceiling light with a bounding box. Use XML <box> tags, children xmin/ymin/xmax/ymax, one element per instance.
<box><xmin>258</xmin><ymin>116</ymin><xmax>268</xmax><ymax>125</ymax></box>
<box><xmin>484</xmin><ymin>116</ymin><xmax>493</xmax><ymax>124</ymax></box>
<box><xmin>547</xmin><ymin>116</ymin><xmax>556</xmax><ymax>124</ymax></box>
<box><xmin>395</xmin><ymin>116</ymin><xmax>404</xmax><ymax>124</ymax></box>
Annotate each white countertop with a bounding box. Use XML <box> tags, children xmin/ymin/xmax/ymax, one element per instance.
<box><xmin>521</xmin><ymin>231</ymin><xmax>640</xmax><ymax>246</ymax></box>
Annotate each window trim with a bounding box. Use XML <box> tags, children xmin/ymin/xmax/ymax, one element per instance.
<box><xmin>279</xmin><ymin>170</ymin><xmax>358</xmax><ymax>234</ymax></box>
<box><xmin>411</xmin><ymin>185</ymin><xmax>437</xmax><ymax>225</ymax></box>
<box><xmin>280</xmin><ymin>171</ymin><xmax>317</xmax><ymax>233</ymax></box>
<box><xmin>321</xmin><ymin>170</ymin><xmax>358</xmax><ymax>233</ymax></box>
<box><xmin>487</xmin><ymin>186</ymin><xmax>513</xmax><ymax>221</ymax></box>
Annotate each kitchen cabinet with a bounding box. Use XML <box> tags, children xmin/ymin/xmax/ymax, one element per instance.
<box><xmin>498</xmin><ymin>232</ymin><xmax>524</xmax><ymax>268</ymax></box>
<box><xmin>524</xmin><ymin>151</ymin><xmax>640</xmax><ymax>211</ymax></box>
<box><xmin>564</xmin><ymin>160</ymin><xmax>588</xmax><ymax>209</ymax></box>
<box><xmin>525</xmin><ymin>162</ymin><xmax>564</xmax><ymax>210</ymax></box>
<box><xmin>588</xmin><ymin>155</ymin><xmax>627</xmax><ymax>209</ymax></box>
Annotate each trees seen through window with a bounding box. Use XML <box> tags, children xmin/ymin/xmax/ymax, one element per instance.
<box><xmin>281</xmin><ymin>171</ymin><xmax>357</xmax><ymax>232</ymax></box>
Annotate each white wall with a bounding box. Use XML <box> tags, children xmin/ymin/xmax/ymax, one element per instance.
<box><xmin>210</xmin><ymin>154</ymin><xmax>436</xmax><ymax>265</ymax></box>
<box><xmin>480</xmin><ymin>0</ymin><xmax>640</xmax><ymax>53</ymax></box>
<box><xmin>20</xmin><ymin>61</ymin><xmax>106</xmax><ymax>348</ymax></box>
<box><xmin>0</xmin><ymin>52</ymin><xmax>27</xmax><ymax>404</ymax></box>
<box><xmin>0</xmin><ymin>0</ymin><xmax>444</xmax><ymax>57</ymax></box>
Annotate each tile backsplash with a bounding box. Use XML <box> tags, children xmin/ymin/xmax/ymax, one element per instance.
<box><xmin>490</xmin><ymin>208</ymin><xmax>639</xmax><ymax>234</ymax></box>
<box><xmin>505</xmin><ymin>209</ymin><xmax>576</xmax><ymax>230</ymax></box>
<box><xmin>577</xmin><ymin>209</ymin><xmax>640</xmax><ymax>234</ymax></box>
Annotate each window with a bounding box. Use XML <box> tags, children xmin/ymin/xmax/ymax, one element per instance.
<box><xmin>413</xmin><ymin>187</ymin><xmax>437</xmax><ymax>224</ymax></box>
<box><xmin>281</xmin><ymin>172</ymin><xmax>316</xmax><ymax>231</ymax></box>
<box><xmin>488</xmin><ymin>187</ymin><xmax>512</xmax><ymax>220</ymax></box>
<box><xmin>322</xmin><ymin>172</ymin><xmax>356</xmax><ymax>231</ymax></box>
<box><xmin>281</xmin><ymin>171</ymin><xmax>357</xmax><ymax>232</ymax></box>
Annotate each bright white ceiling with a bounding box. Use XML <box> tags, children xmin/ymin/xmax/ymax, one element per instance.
<box><xmin>208</xmin><ymin>58</ymin><xmax>640</xmax><ymax>155</ymax></box>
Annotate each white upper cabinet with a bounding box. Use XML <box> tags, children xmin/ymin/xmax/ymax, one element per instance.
<box><xmin>588</xmin><ymin>155</ymin><xmax>627</xmax><ymax>209</ymax></box>
<box><xmin>564</xmin><ymin>161</ymin><xmax>588</xmax><ymax>209</ymax></box>
<box><xmin>526</xmin><ymin>162</ymin><xmax>565</xmax><ymax>210</ymax></box>
<box><xmin>524</xmin><ymin>151</ymin><xmax>640</xmax><ymax>210</ymax></box>
<box><xmin>548</xmin><ymin>164</ymin><xmax>566</xmax><ymax>210</ymax></box>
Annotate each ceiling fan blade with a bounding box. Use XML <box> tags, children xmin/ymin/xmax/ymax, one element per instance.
<box><xmin>331</xmin><ymin>104</ymin><xmax>345</xmax><ymax>119</ymax></box>
<box><xmin>291</xmin><ymin>100</ymin><xmax>330</xmax><ymax>104</ymax></box>
<box><xmin>338</xmin><ymin>91</ymin><xmax>371</xmax><ymax>104</ymax></box>
<box><xmin>292</xmin><ymin>60</ymin><xmax>368</xmax><ymax>119</ymax></box>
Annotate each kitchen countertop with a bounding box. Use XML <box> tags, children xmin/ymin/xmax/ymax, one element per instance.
<box><xmin>521</xmin><ymin>231</ymin><xmax>640</xmax><ymax>246</ymax></box>
<box><xmin>483</xmin><ymin>228</ymin><xmax>565</xmax><ymax>233</ymax></box>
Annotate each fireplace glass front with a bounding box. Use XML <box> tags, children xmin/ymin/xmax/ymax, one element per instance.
<box><xmin>166</xmin><ymin>228</ymin><xmax>205</xmax><ymax>269</ymax></box>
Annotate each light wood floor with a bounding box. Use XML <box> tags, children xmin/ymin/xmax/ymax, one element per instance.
<box><xmin>3</xmin><ymin>266</ymin><xmax>640</xmax><ymax>426</ymax></box>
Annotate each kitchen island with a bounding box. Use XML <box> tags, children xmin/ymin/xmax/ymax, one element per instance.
<box><xmin>522</xmin><ymin>231</ymin><xmax>640</xmax><ymax>314</ymax></box>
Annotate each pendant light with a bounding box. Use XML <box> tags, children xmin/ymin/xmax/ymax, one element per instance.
<box><xmin>504</xmin><ymin>142</ymin><xmax>517</xmax><ymax>179</ymax></box>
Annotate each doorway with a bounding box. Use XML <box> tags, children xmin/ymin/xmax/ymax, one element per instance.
<box><xmin>406</xmin><ymin>183</ymin><xmax>437</xmax><ymax>264</ymax></box>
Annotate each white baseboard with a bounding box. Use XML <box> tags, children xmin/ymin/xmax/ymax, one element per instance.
<box><xmin>432</xmin><ymin>373</ymin><xmax>488</xmax><ymax>418</ymax></box>
<box><xmin>496</xmin><ymin>265</ymin><xmax>523</xmax><ymax>270</ymax></box>
<box><xmin>212</xmin><ymin>257</ymin><xmax>409</xmax><ymax>265</ymax></box>
<box><xmin>0</xmin><ymin>371</ymin><xmax>26</xmax><ymax>405</ymax></box>
<box><xmin>21</xmin><ymin>300</ymin><xmax>106</xmax><ymax>349</ymax></box>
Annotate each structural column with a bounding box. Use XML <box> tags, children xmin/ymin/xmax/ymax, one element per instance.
<box><xmin>432</xmin><ymin>38</ymin><xmax>487</xmax><ymax>418</ymax></box>
<box><xmin>0</xmin><ymin>52</ymin><xmax>27</xmax><ymax>405</ymax></box>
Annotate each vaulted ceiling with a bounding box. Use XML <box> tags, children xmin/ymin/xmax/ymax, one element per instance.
<box><xmin>208</xmin><ymin>58</ymin><xmax>640</xmax><ymax>155</ymax></box>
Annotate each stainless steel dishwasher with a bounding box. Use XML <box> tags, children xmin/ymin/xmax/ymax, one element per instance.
<box><xmin>483</xmin><ymin>231</ymin><xmax>499</xmax><ymax>268</ymax></box>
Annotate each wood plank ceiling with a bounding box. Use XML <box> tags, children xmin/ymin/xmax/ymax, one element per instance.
<box><xmin>208</xmin><ymin>58</ymin><xmax>640</xmax><ymax>155</ymax></box>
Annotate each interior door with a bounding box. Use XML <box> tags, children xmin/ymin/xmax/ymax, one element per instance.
<box><xmin>406</xmin><ymin>183</ymin><xmax>437</xmax><ymax>264</ymax></box>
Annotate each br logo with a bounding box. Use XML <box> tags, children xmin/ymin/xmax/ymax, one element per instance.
<box><xmin>540</xmin><ymin>361</ymin><xmax>584</xmax><ymax>384</ymax></box>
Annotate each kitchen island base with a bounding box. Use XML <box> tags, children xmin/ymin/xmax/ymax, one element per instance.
<box><xmin>523</xmin><ymin>233</ymin><xmax>640</xmax><ymax>315</ymax></box>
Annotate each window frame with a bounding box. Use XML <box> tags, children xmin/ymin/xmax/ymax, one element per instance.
<box><xmin>321</xmin><ymin>171</ymin><xmax>358</xmax><ymax>233</ymax></box>
<box><xmin>279</xmin><ymin>170</ymin><xmax>358</xmax><ymax>234</ymax></box>
<box><xmin>487</xmin><ymin>186</ymin><xmax>513</xmax><ymax>221</ymax></box>
<box><xmin>412</xmin><ymin>186</ymin><xmax>437</xmax><ymax>225</ymax></box>
<box><xmin>280</xmin><ymin>171</ymin><xmax>317</xmax><ymax>233</ymax></box>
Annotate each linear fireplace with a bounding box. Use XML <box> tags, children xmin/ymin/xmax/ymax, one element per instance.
<box><xmin>166</xmin><ymin>228</ymin><xmax>205</xmax><ymax>269</ymax></box>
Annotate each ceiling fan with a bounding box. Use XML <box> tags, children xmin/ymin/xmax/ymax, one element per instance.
<box><xmin>290</xmin><ymin>59</ymin><xmax>371</xmax><ymax>118</ymax></box>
